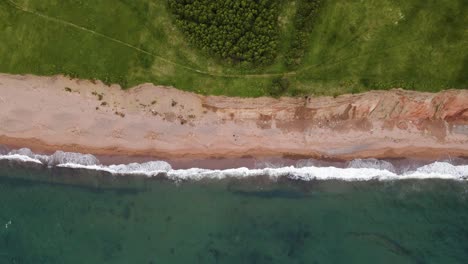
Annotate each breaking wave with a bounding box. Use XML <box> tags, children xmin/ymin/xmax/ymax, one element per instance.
<box><xmin>0</xmin><ymin>148</ymin><xmax>467</xmax><ymax>181</ymax></box>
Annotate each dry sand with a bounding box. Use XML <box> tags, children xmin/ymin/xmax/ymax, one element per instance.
<box><xmin>0</xmin><ymin>73</ymin><xmax>467</xmax><ymax>160</ymax></box>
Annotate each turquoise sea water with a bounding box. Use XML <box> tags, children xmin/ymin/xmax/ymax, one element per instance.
<box><xmin>1</xmin><ymin>163</ymin><xmax>468</xmax><ymax>263</ymax></box>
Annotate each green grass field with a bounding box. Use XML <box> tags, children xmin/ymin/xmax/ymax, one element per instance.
<box><xmin>0</xmin><ymin>0</ymin><xmax>466</xmax><ymax>97</ymax></box>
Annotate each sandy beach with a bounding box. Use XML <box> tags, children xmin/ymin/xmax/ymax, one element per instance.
<box><xmin>0</xmin><ymin>73</ymin><xmax>467</xmax><ymax>161</ymax></box>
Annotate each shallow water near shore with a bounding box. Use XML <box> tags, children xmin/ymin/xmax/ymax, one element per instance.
<box><xmin>1</xmin><ymin>159</ymin><xmax>468</xmax><ymax>263</ymax></box>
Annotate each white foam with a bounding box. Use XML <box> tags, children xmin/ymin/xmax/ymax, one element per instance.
<box><xmin>0</xmin><ymin>148</ymin><xmax>467</xmax><ymax>181</ymax></box>
<box><xmin>7</xmin><ymin>148</ymin><xmax>98</xmax><ymax>165</ymax></box>
<box><xmin>47</xmin><ymin>151</ymin><xmax>99</xmax><ymax>166</ymax></box>
<box><xmin>0</xmin><ymin>154</ymin><xmax>43</xmax><ymax>164</ymax></box>
<box><xmin>57</xmin><ymin>162</ymin><xmax>468</xmax><ymax>181</ymax></box>
<box><xmin>348</xmin><ymin>158</ymin><xmax>396</xmax><ymax>172</ymax></box>
<box><xmin>58</xmin><ymin>161</ymin><xmax>172</xmax><ymax>175</ymax></box>
<box><xmin>164</xmin><ymin>164</ymin><xmax>467</xmax><ymax>181</ymax></box>
<box><xmin>8</xmin><ymin>148</ymin><xmax>49</xmax><ymax>163</ymax></box>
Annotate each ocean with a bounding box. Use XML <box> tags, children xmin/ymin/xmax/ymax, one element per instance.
<box><xmin>0</xmin><ymin>149</ymin><xmax>467</xmax><ymax>263</ymax></box>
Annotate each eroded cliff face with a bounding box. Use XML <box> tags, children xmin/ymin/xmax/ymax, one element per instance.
<box><xmin>0</xmin><ymin>74</ymin><xmax>466</xmax><ymax>159</ymax></box>
<box><xmin>202</xmin><ymin>89</ymin><xmax>468</xmax><ymax>142</ymax></box>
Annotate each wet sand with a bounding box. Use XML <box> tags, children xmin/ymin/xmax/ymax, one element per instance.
<box><xmin>0</xmin><ymin>73</ymin><xmax>467</xmax><ymax>161</ymax></box>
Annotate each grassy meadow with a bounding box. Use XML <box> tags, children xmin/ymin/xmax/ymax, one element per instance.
<box><xmin>0</xmin><ymin>0</ymin><xmax>466</xmax><ymax>97</ymax></box>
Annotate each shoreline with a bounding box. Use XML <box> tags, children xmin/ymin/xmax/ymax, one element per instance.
<box><xmin>1</xmin><ymin>135</ymin><xmax>467</xmax><ymax>162</ymax></box>
<box><xmin>0</xmin><ymin>73</ymin><xmax>467</xmax><ymax>162</ymax></box>
<box><xmin>1</xmin><ymin>146</ymin><xmax>467</xmax><ymax>182</ymax></box>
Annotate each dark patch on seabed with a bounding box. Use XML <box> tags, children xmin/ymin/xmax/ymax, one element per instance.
<box><xmin>346</xmin><ymin>232</ymin><xmax>424</xmax><ymax>264</ymax></box>
<box><xmin>0</xmin><ymin>163</ymin><xmax>468</xmax><ymax>263</ymax></box>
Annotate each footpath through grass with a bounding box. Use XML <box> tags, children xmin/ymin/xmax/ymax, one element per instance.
<box><xmin>0</xmin><ymin>0</ymin><xmax>466</xmax><ymax>97</ymax></box>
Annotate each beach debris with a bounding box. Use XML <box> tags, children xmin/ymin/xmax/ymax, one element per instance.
<box><xmin>115</xmin><ymin>111</ymin><xmax>125</xmax><ymax>118</ymax></box>
<box><xmin>64</xmin><ymin>87</ymin><xmax>72</xmax><ymax>92</ymax></box>
<box><xmin>171</xmin><ymin>99</ymin><xmax>178</xmax><ymax>107</ymax></box>
<box><xmin>178</xmin><ymin>115</ymin><xmax>187</xmax><ymax>125</ymax></box>
<box><xmin>92</xmin><ymin>91</ymin><xmax>104</xmax><ymax>101</ymax></box>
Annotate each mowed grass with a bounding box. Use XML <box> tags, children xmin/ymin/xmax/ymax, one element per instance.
<box><xmin>0</xmin><ymin>0</ymin><xmax>466</xmax><ymax>97</ymax></box>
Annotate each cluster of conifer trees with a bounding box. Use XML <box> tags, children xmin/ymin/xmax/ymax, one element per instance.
<box><xmin>167</xmin><ymin>0</ymin><xmax>280</xmax><ymax>65</ymax></box>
